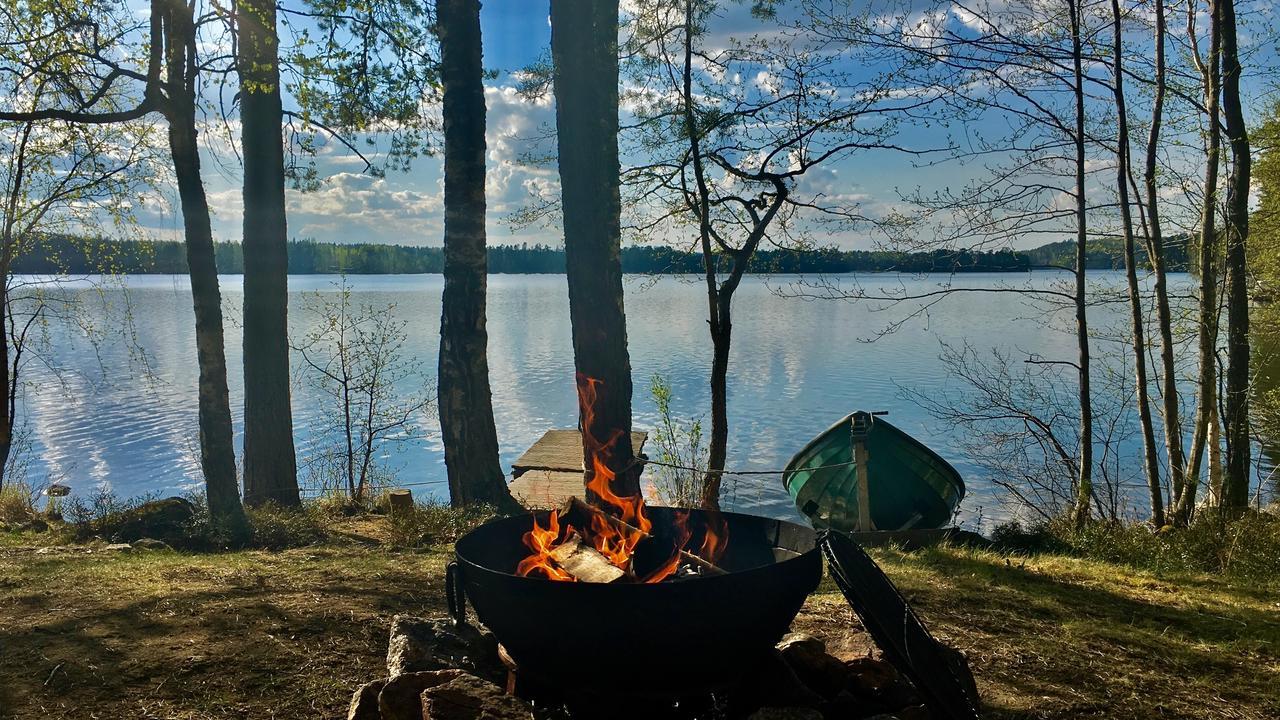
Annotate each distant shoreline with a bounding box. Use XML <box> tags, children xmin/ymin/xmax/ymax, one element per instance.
<box><xmin>19</xmin><ymin>235</ymin><xmax>1192</xmax><ymax>276</ymax></box>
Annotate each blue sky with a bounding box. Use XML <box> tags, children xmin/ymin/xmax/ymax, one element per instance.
<box><xmin>150</xmin><ymin>0</ymin><xmax>1277</xmax><ymax>251</ymax></box>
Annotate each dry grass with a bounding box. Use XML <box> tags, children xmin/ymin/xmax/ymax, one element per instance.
<box><xmin>0</xmin><ymin>529</ymin><xmax>1276</xmax><ymax>719</ymax></box>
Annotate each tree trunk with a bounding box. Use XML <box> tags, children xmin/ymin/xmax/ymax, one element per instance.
<box><xmin>162</xmin><ymin>0</ymin><xmax>245</xmax><ymax>526</ymax></box>
<box><xmin>1111</xmin><ymin>0</ymin><xmax>1164</xmax><ymax>527</ymax></box>
<box><xmin>236</xmin><ymin>0</ymin><xmax>298</xmax><ymax>506</ymax></box>
<box><xmin>550</xmin><ymin>0</ymin><xmax>638</xmax><ymax>502</ymax></box>
<box><xmin>436</xmin><ymin>0</ymin><xmax>519</xmax><ymax>511</ymax></box>
<box><xmin>1144</xmin><ymin>0</ymin><xmax>1184</xmax><ymax>517</ymax></box>
<box><xmin>1219</xmin><ymin>0</ymin><xmax>1252</xmax><ymax>510</ymax></box>
<box><xmin>705</xmin><ymin>291</ymin><xmax>731</xmax><ymax>508</ymax></box>
<box><xmin>1179</xmin><ymin>0</ymin><xmax>1222</xmax><ymax>524</ymax></box>
<box><xmin>1069</xmin><ymin>0</ymin><xmax>1094</xmax><ymax>527</ymax></box>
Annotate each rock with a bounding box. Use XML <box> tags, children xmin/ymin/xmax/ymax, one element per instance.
<box><xmin>386</xmin><ymin>616</ymin><xmax>502</xmax><ymax>682</ymax></box>
<box><xmin>746</xmin><ymin>708</ymin><xmax>824</xmax><ymax>720</ymax></box>
<box><xmin>421</xmin><ymin>673</ymin><xmax>532</xmax><ymax>719</ymax></box>
<box><xmin>726</xmin><ymin>650</ymin><xmax>824</xmax><ymax>719</ymax></box>
<box><xmin>23</xmin><ymin>517</ymin><xmax>49</xmax><ymax>533</ymax></box>
<box><xmin>842</xmin><ymin>657</ymin><xmax>903</xmax><ymax>699</ymax></box>
<box><xmin>102</xmin><ymin>543</ymin><xmax>133</xmax><ymax>552</ymax></box>
<box><xmin>112</xmin><ymin>496</ymin><xmax>196</xmax><ymax>544</ymax></box>
<box><xmin>131</xmin><ymin>538</ymin><xmax>172</xmax><ymax>551</ymax></box>
<box><xmin>377</xmin><ymin>669</ymin><xmax>469</xmax><ymax>720</ymax></box>
<box><xmin>776</xmin><ymin>632</ymin><xmax>826</xmax><ymax>655</ymax></box>
<box><xmin>347</xmin><ymin>678</ymin><xmax>387</xmax><ymax>720</ymax></box>
<box><xmin>778</xmin><ymin>638</ymin><xmax>852</xmax><ymax>699</ymax></box>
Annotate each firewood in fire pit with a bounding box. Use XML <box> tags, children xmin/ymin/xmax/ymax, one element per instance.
<box><xmin>560</xmin><ymin>497</ymin><xmax>727</xmax><ymax>576</ymax></box>
<box><xmin>548</xmin><ymin>531</ymin><xmax>630</xmax><ymax>583</ymax></box>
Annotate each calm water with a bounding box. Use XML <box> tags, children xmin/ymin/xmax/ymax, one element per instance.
<box><xmin>20</xmin><ymin>271</ymin><xmax>1205</xmax><ymax>525</ymax></box>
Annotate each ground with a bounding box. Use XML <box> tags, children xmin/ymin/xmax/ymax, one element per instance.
<box><xmin>0</xmin><ymin>528</ymin><xmax>1277</xmax><ymax>719</ymax></box>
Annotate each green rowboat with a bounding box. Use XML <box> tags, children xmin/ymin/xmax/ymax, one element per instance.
<box><xmin>783</xmin><ymin>411</ymin><xmax>964</xmax><ymax>532</ymax></box>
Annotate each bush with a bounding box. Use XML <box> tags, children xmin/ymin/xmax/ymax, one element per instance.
<box><xmin>0</xmin><ymin>480</ymin><xmax>38</xmax><ymax>524</ymax></box>
<box><xmin>385</xmin><ymin>500</ymin><xmax>497</xmax><ymax>548</ymax></box>
<box><xmin>991</xmin><ymin>510</ymin><xmax>1280</xmax><ymax>582</ymax></box>
<box><xmin>244</xmin><ymin>503</ymin><xmax>328</xmax><ymax>550</ymax></box>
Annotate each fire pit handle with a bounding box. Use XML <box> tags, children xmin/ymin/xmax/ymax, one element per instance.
<box><xmin>445</xmin><ymin>560</ymin><xmax>467</xmax><ymax>625</ymax></box>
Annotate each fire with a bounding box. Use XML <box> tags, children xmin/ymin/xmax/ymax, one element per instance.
<box><xmin>516</xmin><ymin>509</ymin><xmax>575</xmax><ymax>581</ymax></box>
<box><xmin>515</xmin><ymin>375</ymin><xmax>730</xmax><ymax>583</ymax></box>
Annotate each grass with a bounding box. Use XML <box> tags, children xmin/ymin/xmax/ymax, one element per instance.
<box><xmin>1</xmin><ymin>521</ymin><xmax>1276</xmax><ymax>720</ymax></box>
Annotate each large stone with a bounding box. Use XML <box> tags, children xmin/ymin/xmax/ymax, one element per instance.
<box><xmin>726</xmin><ymin>650</ymin><xmax>825</xmax><ymax>719</ymax></box>
<box><xmin>377</xmin><ymin>669</ymin><xmax>469</xmax><ymax>720</ymax></box>
<box><xmin>131</xmin><ymin>538</ymin><xmax>172</xmax><ymax>551</ymax></box>
<box><xmin>778</xmin><ymin>637</ymin><xmax>852</xmax><ymax>699</ymax></box>
<box><xmin>421</xmin><ymin>673</ymin><xmax>532</xmax><ymax>719</ymax></box>
<box><xmin>111</xmin><ymin>496</ymin><xmax>196</xmax><ymax>543</ymax></box>
<box><xmin>347</xmin><ymin>678</ymin><xmax>387</xmax><ymax>720</ymax></box>
<box><xmin>776</xmin><ymin>632</ymin><xmax>826</xmax><ymax>656</ymax></box>
<box><xmin>386</xmin><ymin>616</ymin><xmax>502</xmax><ymax>682</ymax></box>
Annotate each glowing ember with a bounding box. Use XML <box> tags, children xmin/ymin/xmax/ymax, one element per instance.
<box><xmin>515</xmin><ymin>375</ymin><xmax>728</xmax><ymax>582</ymax></box>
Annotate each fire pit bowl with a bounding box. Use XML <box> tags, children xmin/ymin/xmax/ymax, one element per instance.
<box><xmin>449</xmin><ymin>506</ymin><xmax>822</xmax><ymax>698</ymax></box>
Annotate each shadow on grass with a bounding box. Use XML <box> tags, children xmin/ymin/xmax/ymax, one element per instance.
<box><xmin>0</xmin><ymin>553</ymin><xmax>451</xmax><ymax>719</ymax></box>
<box><xmin>872</xmin><ymin>549</ymin><xmax>1280</xmax><ymax>720</ymax></box>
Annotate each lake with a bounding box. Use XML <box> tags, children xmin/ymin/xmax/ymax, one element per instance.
<box><xmin>18</xmin><ymin>271</ymin><xmax>1208</xmax><ymax>527</ymax></box>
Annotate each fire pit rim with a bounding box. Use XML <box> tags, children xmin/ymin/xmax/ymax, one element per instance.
<box><xmin>452</xmin><ymin>505</ymin><xmax>820</xmax><ymax>585</ymax></box>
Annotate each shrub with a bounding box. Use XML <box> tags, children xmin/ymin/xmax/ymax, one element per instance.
<box><xmin>0</xmin><ymin>480</ymin><xmax>37</xmax><ymax>524</ymax></box>
<box><xmin>991</xmin><ymin>510</ymin><xmax>1280</xmax><ymax>582</ymax></box>
<box><xmin>244</xmin><ymin>503</ymin><xmax>328</xmax><ymax>550</ymax></box>
<box><xmin>386</xmin><ymin>500</ymin><xmax>497</xmax><ymax>547</ymax></box>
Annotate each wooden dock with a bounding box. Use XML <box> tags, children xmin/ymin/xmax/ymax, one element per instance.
<box><xmin>509</xmin><ymin>429</ymin><xmax>647</xmax><ymax>509</ymax></box>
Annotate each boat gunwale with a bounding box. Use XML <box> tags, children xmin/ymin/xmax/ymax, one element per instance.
<box><xmin>782</xmin><ymin>411</ymin><xmax>966</xmax><ymax>497</ymax></box>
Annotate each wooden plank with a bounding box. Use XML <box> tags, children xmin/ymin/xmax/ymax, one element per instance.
<box><xmin>508</xmin><ymin>469</ymin><xmax>586</xmax><ymax>510</ymax></box>
<box><xmin>511</xmin><ymin>429</ymin><xmax>648</xmax><ymax>477</ymax></box>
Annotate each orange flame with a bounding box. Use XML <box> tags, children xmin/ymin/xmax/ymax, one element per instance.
<box><xmin>515</xmin><ymin>375</ymin><xmax>729</xmax><ymax>582</ymax></box>
<box><xmin>700</xmin><ymin>510</ymin><xmax>730</xmax><ymax>566</ymax></box>
<box><xmin>515</xmin><ymin>509</ymin><xmax>575</xmax><ymax>581</ymax></box>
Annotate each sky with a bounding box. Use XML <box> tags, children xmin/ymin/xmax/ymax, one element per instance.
<box><xmin>130</xmin><ymin>0</ymin><xmax>1278</xmax><ymax>251</ymax></box>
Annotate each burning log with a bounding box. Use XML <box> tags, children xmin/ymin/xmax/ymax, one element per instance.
<box><xmin>560</xmin><ymin>497</ymin><xmax>727</xmax><ymax>576</ymax></box>
<box><xmin>548</xmin><ymin>532</ymin><xmax>631</xmax><ymax>583</ymax></box>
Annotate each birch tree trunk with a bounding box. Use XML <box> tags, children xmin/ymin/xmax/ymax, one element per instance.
<box><xmin>163</xmin><ymin>0</ymin><xmax>244</xmax><ymax>525</ymax></box>
<box><xmin>1179</xmin><ymin>0</ymin><xmax>1223</xmax><ymax>524</ymax></box>
<box><xmin>1143</xmin><ymin>0</ymin><xmax>1184</xmax><ymax>518</ymax></box>
<box><xmin>1111</xmin><ymin>0</ymin><xmax>1165</xmax><ymax>526</ymax></box>
<box><xmin>1069</xmin><ymin>0</ymin><xmax>1095</xmax><ymax>527</ymax></box>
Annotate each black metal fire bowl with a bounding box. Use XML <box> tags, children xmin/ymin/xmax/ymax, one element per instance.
<box><xmin>449</xmin><ymin>506</ymin><xmax>822</xmax><ymax>699</ymax></box>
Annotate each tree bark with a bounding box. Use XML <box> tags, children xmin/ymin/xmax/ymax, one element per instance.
<box><xmin>436</xmin><ymin>0</ymin><xmax>519</xmax><ymax>511</ymax></box>
<box><xmin>1143</xmin><ymin>0</ymin><xmax>1184</xmax><ymax>519</ymax></box>
<box><xmin>550</xmin><ymin>0</ymin><xmax>639</xmax><ymax>501</ymax></box>
<box><xmin>1219</xmin><ymin>0</ymin><xmax>1251</xmax><ymax>510</ymax></box>
<box><xmin>1069</xmin><ymin>0</ymin><xmax>1094</xmax><ymax>528</ymax></box>
<box><xmin>1111</xmin><ymin>0</ymin><xmax>1164</xmax><ymax>527</ymax></box>
<box><xmin>236</xmin><ymin>0</ymin><xmax>298</xmax><ymax>506</ymax></box>
<box><xmin>162</xmin><ymin>0</ymin><xmax>245</xmax><ymax>526</ymax></box>
<box><xmin>1179</xmin><ymin>0</ymin><xmax>1223</xmax><ymax>523</ymax></box>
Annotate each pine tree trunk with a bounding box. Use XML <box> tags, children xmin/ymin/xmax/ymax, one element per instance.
<box><xmin>550</xmin><ymin>0</ymin><xmax>639</xmax><ymax>501</ymax></box>
<box><xmin>704</xmin><ymin>293</ymin><xmax>731</xmax><ymax>509</ymax></box>
<box><xmin>1179</xmin><ymin>0</ymin><xmax>1223</xmax><ymax>524</ymax></box>
<box><xmin>162</xmin><ymin>0</ymin><xmax>245</xmax><ymax>526</ymax></box>
<box><xmin>236</xmin><ymin>0</ymin><xmax>298</xmax><ymax>506</ymax></box>
<box><xmin>1144</xmin><ymin>0</ymin><xmax>1185</xmax><ymax>516</ymax></box>
<box><xmin>1070</xmin><ymin>0</ymin><xmax>1094</xmax><ymax>527</ymax></box>
<box><xmin>1219</xmin><ymin>0</ymin><xmax>1252</xmax><ymax>510</ymax></box>
<box><xmin>436</xmin><ymin>0</ymin><xmax>520</xmax><ymax>512</ymax></box>
<box><xmin>1111</xmin><ymin>0</ymin><xmax>1165</xmax><ymax>526</ymax></box>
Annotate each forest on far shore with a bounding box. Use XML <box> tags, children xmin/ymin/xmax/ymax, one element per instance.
<box><xmin>14</xmin><ymin>234</ymin><xmax>1191</xmax><ymax>276</ymax></box>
